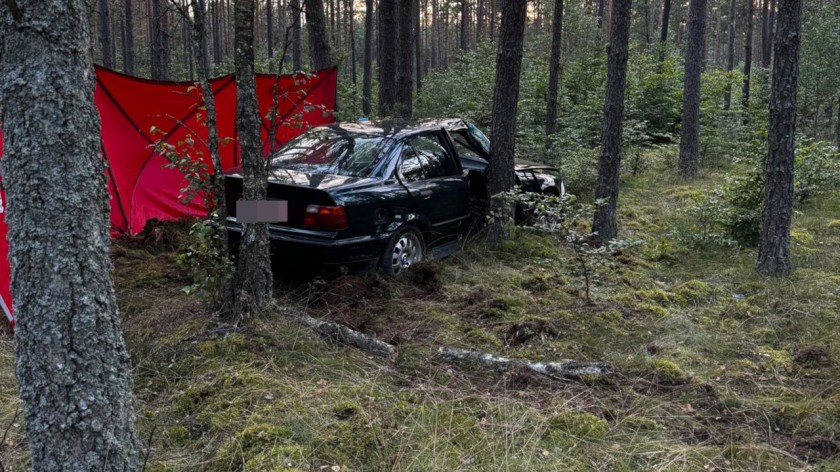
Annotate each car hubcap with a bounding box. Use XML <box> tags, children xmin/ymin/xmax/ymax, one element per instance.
<box><xmin>391</xmin><ymin>233</ymin><xmax>422</xmax><ymax>274</ymax></box>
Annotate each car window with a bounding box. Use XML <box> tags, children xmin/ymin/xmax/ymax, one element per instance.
<box><xmin>452</xmin><ymin>133</ymin><xmax>483</xmax><ymax>160</ymax></box>
<box><xmin>270</xmin><ymin>131</ymin><xmax>387</xmax><ymax>177</ymax></box>
<box><xmin>408</xmin><ymin>134</ymin><xmax>458</xmax><ymax>179</ymax></box>
<box><xmin>399</xmin><ymin>147</ymin><xmax>425</xmax><ymax>183</ymax></box>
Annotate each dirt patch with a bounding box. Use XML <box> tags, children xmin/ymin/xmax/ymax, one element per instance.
<box><xmin>792</xmin><ymin>437</ymin><xmax>840</xmax><ymax>461</ymax></box>
<box><xmin>504</xmin><ymin>319</ymin><xmax>559</xmax><ymax>346</ymax></box>
<box><xmin>793</xmin><ymin>345</ymin><xmax>832</xmax><ymax>368</ymax></box>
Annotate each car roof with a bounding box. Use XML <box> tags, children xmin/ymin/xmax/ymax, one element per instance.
<box><xmin>309</xmin><ymin>118</ymin><xmax>471</xmax><ymax>140</ymax></box>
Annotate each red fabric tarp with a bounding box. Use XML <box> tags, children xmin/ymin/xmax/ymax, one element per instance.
<box><xmin>0</xmin><ymin>66</ymin><xmax>338</xmax><ymax>326</ymax></box>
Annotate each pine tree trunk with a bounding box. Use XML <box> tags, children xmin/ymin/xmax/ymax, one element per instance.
<box><xmin>393</xmin><ymin>0</ymin><xmax>414</xmax><ymax>118</ymax></box>
<box><xmin>99</xmin><ymin>0</ymin><xmax>114</xmax><ymax>67</ymax></box>
<box><xmin>757</xmin><ymin>0</ymin><xmax>802</xmax><ymax>276</ymax></box>
<box><xmin>678</xmin><ymin>0</ymin><xmax>707</xmax><ymax>179</ymax></box>
<box><xmin>742</xmin><ymin>0</ymin><xmax>755</xmax><ymax>119</ymax></box>
<box><xmin>460</xmin><ymin>0</ymin><xmax>469</xmax><ymax>50</ymax></box>
<box><xmin>592</xmin><ymin>0</ymin><xmax>633</xmax><ymax>244</ymax></box>
<box><xmin>485</xmin><ymin>0</ymin><xmax>528</xmax><ymax>241</ymax></box>
<box><xmin>362</xmin><ymin>0</ymin><xmax>374</xmax><ymax>114</ymax></box>
<box><xmin>232</xmin><ymin>0</ymin><xmax>273</xmax><ymax>319</ymax></box>
<box><xmin>431</xmin><ymin>0</ymin><xmax>439</xmax><ymax>68</ymax></box>
<box><xmin>1</xmin><ymin>0</ymin><xmax>141</xmax><ymax>469</ymax></box>
<box><xmin>659</xmin><ymin>0</ymin><xmax>671</xmax><ymax>60</ymax></box>
<box><xmin>414</xmin><ymin>0</ymin><xmax>422</xmax><ymax>92</ymax></box>
<box><xmin>349</xmin><ymin>0</ymin><xmax>358</xmax><ymax>85</ymax></box>
<box><xmin>124</xmin><ymin>0</ymin><xmax>136</xmax><ymax>74</ymax></box>
<box><xmin>150</xmin><ymin>0</ymin><xmax>171</xmax><ymax>79</ymax></box>
<box><xmin>545</xmin><ymin>0</ymin><xmax>564</xmax><ymax>157</ymax></box>
<box><xmin>760</xmin><ymin>0</ymin><xmax>770</xmax><ymax>67</ymax></box>
<box><xmin>267</xmin><ymin>0</ymin><xmax>275</xmax><ymax>57</ymax></box>
<box><xmin>768</xmin><ymin>0</ymin><xmax>776</xmax><ymax>65</ymax></box>
<box><xmin>305</xmin><ymin>0</ymin><xmax>333</xmax><ymax>70</ymax></box>
<box><xmin>378</xmin><ymin>0</ymin><xmax>397</xmax><ymax>115</ymax></box>
<box><xmin>290</xmin><ymin>0</ymin><xmax>302</xmax><ymax>70</ymax></box>
<box><xmin>723</xmin><ymin>0</ymin><xmax>736</xmax><ymax>109</ymax></box>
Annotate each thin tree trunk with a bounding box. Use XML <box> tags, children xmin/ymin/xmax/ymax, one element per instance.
<box><xmin>678</xmin><ymin>0</ymin><xmax>707</xmax><ymax>179</ymax></box>
<box><xmin>742</xmin><ymin>0</ymin><xmax>755</xmax><ymax>120</ymax></box>
<box><xmin>414</xmin><ymin>0</ymin><xmax>422</xmax><ymax>92</ymax></box>
<box><xmin>150</xmin><ymin>0</ymin><xmax>171</xmax><ymax>79</ymax></box>
<box><xmin>267</xmin><ymin>0</ymin><xmax>275</xmax><ymax>57</ymax></box>
<box><xmin>1</xmin><ymin>0</ymin><xmax>141</xmax><ymax>468</ymax></box>
<box><xmin>545</xmin><ymin>0</ymin><xmax>564</xmax><ymax>158</ymax></box>
<box><xmin>723</xmin><ymin>0</ymin><xmax>737</xmax><ymax>109</ymax></box>
<box><xmin>592</xmin><ymin>0</ymin><xmax>633</xmax><ymax>244</ymax></box>
<box><xmin>597</xmin><ymin>0</ymin><xmax>605</xmax><ymax>30</ymax></box>
<box><xmin>378</xmin><ymin>0</ymin><xmax>397</xmax><ymax>115</ymax></box>
<box><xmin>760</xmin><ymin>0</ymin><xmax>770</xmax><ymax>67</ymax></box>
<box><xmin>485</xmin><ymin>0</ymin><xmax>528</xmax><ymax>241</ymax></box>
<box><xmin>490</xmin><ymin>0</ymin><xmax>496</xmax><ymax>39</ymax></box>
<box><xmin>290</xmin><ymin>0</ymin><xmax>302</xmax><ymax>70</ymax></box>
<box><xmin>349</xmin><ymin>0</ymin><xmax>357</xmax><ymax>85</ymax></box>
<box><xmin>460</xmin><ymin>0</ymin><xmax>469</xmax><ymax>49</ymax></box>
<box><xmin>430</xmin><ymin>0</ymin><xmax>438</xmax><ymax>68</ymax></box>
<box><xmin>394</xmin><ymin>0</ymin><xmax>414</xmax><ymax>118</ymax></box>
<box><xmin>659</xmin><ymin>0</ymin><xmax>671</xmax><ymax>60</ymax></box>
<box><xmin>362</xmin><ymin>0</ymin><xmax>374</xmax><ymax>114</ymax></box>
<box><xmin>123</xmin><ymin>0</ymin><xmax>136</xmax><ymax>74</ymax></box>
<box><xmin>99</xmin><ymin>0</ymin><xmax>115</xmax><ymax>67</ymax></box>
<box><xmin>305</xmin><ymin>0</ymin><xmax>333</xmax><ymax>70</ymax></box>
<box><xmin>757</xmin><ymin>0</ymin><xmax>803</xmax><ymax>276</ymax></box>
<box><xmin>768</xmin><ymin>0</ymin><xmax>776</xmax><ymax>65</ymax></box>
<box><xmin>233</xmin><ymin>0</ymin><xmax>273</xmax><ymax>319</ymax></box>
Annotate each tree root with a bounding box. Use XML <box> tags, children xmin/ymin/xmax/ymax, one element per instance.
<box><xmin>438</xmin><ymin>346</ymin><xmax>611</xmax><ymax>380</ymax></box>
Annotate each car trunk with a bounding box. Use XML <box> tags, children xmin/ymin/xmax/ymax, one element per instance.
<box><xmin>224</xmin><ymin>175</ymin><xmax>337</xmax><ymax>229</ymax></box>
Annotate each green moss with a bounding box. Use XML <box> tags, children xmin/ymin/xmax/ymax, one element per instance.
<box><xmin>543</xmin><ymin>412</ymin><xmax>608</xmax><ymax>445</ymax></box>
<box><xmin>757</xmin><ymin>348</ymin><xmax>794</xmax><ymax>372</ymax></box>
<box><xmin>465</xmin><ymin>327</ymin><xmax>502</xmax><ymax>347</ymax></box>
<box><xmin>243</xmin><ymin>445</ymin><xmax>307</xmax><ymax>472</ymax></box>
<box><xmin>198</xmin><ymin>333</ymin><xmax>249</xmax><ymax>359</ymax></box>
<box><xmin>673</xmin><ymin>280</ymin><xmax>715</xmax><ymax>305</ymax></box>
<box><xmin>214</xmin><ymin>423</ymin><xmax>295</xmax><ymax>471</ymax></box>
<box><xmin>620</xmin><ymin>415</ymin><xmax>661</xmax><ymax>431</ymax></box>
<box><xmin>166</xmin><ymin>425</ymin><xmax>190</xmax><ymax>445</ymax></box>
<box><xmin>827</xmin><ymin>219</ymin><xmax>840</xmax><ymax>229</ymax></box>
<box><xmin>649</xmin><ymin>358</ymin><xmax>689</xmax><ymax>384</ymax></box>
<box><xmin>332</xmin><ymin>401</ymin><xmax>362</xmax><ymax>419</ymax></box>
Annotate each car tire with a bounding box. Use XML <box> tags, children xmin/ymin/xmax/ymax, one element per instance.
<box><xmin>380</xmin><ymin>226</ymin><xmax>425</xmax><ymax>277</ymax></box>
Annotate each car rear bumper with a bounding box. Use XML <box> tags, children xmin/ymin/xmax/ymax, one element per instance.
<box><xmin>227</xmin><ymin>219</ymin><xmax>389</xmax><ymax>266</ymax></box>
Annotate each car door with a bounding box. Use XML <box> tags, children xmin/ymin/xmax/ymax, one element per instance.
<box><xmin>397</xmin><ymin>132</ymin><xmax>471</xmax><ymax>244</ymax></box>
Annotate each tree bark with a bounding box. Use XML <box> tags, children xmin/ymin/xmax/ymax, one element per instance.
<box><xmin>123</xmin><ymin>0</ymin><xmax>136</xmax><ymax>74</ymax></box>
<box><xmin>485</xmin><ymin>0</ymin><xmax>528</xmax><ymax>241</ymax></box>
<box><xmin>678</xmin><ymin>0</ymin><xmax>707</xmax><ymax>179</ymax></box>
<box><xmin>99</xmin><ymin>0</ymin><xmax>115</xmax><ymax>67</ymax></box>
<box><xmin>349</xmin><ymin>0</ymin><xmax>357</xmax><ymax>85</ymax></box>
<box><xmin>233</xmin><ymin>0</ymin><xmax>273</xmax><ymax>320</ymax></box>
<box><xmin>659</xmin><ymin>0</ymin><xmax>671</xmax><ymax>60</ymax></box>
<box><xmin>394</xmin><ymin>0</ymin><xmax>414</xmax><ymax>118</ymax></box>
<box><xmin>414</xmin><ymin>0</ymin><xmax>422</xmax><ymax>91</ymax></box>
<box><xmin>723</xmin><ymin>0</ymin><xmax>737</xmax><ymax>110</ymax></box>
<box><xmin>592</xmin><ymin>0</ymin><xmax>633</xmax><ymax>244</ymax></box>
<box><xmin>760</xmin><ymin>0</ymin><xmax>770</xmax><ymax>67</ymax></box>
<box><xmin>362</xmin><ymin>0</ymin><xmax>374</xmax><ymax>114</ymax></box>
<box><xmin>304</xmin><ymin>0</ymin><xmax>333</xmax><ymax>70</ymax></box>
<box><xmin>150</xmin><ymin>0</ymin><xmax>171</xmax><ymax>79</ymax></box>
<box><xmin>545</xmin><ymin>0</ymin><xmax>564</xmax><ymax>157</ymax></box>
<box><xmin>0</xmin><ymin>1</ymin><xmax>141</xmax><ymax>469</ymax></box>
<box><xmin>742</xmin><ymin>0</ymin><xmax>755</xmax><ymax>119</ymax></box>
<box><xmin>290</xmin><ymin>0</ymin><xmax>302</xmax><ymax>70</ymax></box>
<box><xmin>460</xmin><ymin>0</ymin><xmax>469</xmax><ymax>50</ymax></box>
<box><xmin>267</xmin><ymin>0</ymin><xmax>275</xmax><ymax>57</ymax></box>
<box><xmin>378</xmin><ymin>0</ymin><xmax>397</xmax><ymax>115</ymax></box>
<box><xmin>757</xmin><ymin>0</ymin><xmax>803</xmax><ymax>276</ymax></box>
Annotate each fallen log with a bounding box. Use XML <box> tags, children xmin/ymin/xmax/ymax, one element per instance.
<box><xmin>438</xmin><ymin>346</ymin><xmax>610</xmax><ymax>379</ymax></box>
<box><xmin>277</xmin><ymin>305</ymin><xmax>396</xmax><ymax>359</ymax></box>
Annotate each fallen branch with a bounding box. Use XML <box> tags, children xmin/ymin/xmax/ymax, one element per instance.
<box><xmin>277</xmin><ymin>306</ymin><xmax>396</xmax><ymax>359</ymax></box>
<box><xmin>438</xmin><ymin>346</ymin><xmax>610</xmax><ymax>380</ymax></box>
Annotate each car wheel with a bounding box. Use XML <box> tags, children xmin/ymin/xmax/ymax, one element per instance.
<box><xmin>380</xmin><ymin>226</ymin><xmax>425</xmax><ymax>277</ymax></box>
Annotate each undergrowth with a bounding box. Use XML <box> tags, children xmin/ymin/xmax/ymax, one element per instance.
<box><xmin>1</xmin><ymin>150</ymin><xmax>839</xmax><ymax>471</ymax></box>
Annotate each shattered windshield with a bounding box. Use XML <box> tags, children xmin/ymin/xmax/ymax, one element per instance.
<box><xmin>270</xmin><ymin>131</ymin><xmax>388</xmax><ymax>178</ymax></box>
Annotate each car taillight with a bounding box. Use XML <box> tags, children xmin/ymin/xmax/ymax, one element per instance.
<box><xmin>303</xmin><ymin>205</ymin><xmax>348</xmax><ymax>230</ymax></box>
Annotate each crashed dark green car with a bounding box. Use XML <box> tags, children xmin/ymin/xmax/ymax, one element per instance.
<box><xmin>225</xmin><ymin>119</ymin><xmax>563</xmax><ymax>275</ymax></box>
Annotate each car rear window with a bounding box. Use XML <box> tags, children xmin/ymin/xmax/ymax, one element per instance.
<box><xmin>270</xmin><ymin>131</ymin><xmax>388</xmax><ymax>177</ymax></box>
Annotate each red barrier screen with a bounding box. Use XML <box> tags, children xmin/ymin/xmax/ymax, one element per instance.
<box><xmin>0</xmin><ymin>66</ymin><xmax>338</xmax><ymax>326</ymax></box>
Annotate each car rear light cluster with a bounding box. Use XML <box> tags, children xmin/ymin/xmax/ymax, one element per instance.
<box><xmin>303</xmin><ymin>205</ymin><xmax>348</xmax><ymax>230</ymax></box>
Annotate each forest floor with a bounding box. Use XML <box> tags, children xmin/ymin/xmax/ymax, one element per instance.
<box><xmin>1</xmin><ymin>153</ymin><xmax>839</xmax><ymax>471</ymax></box>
